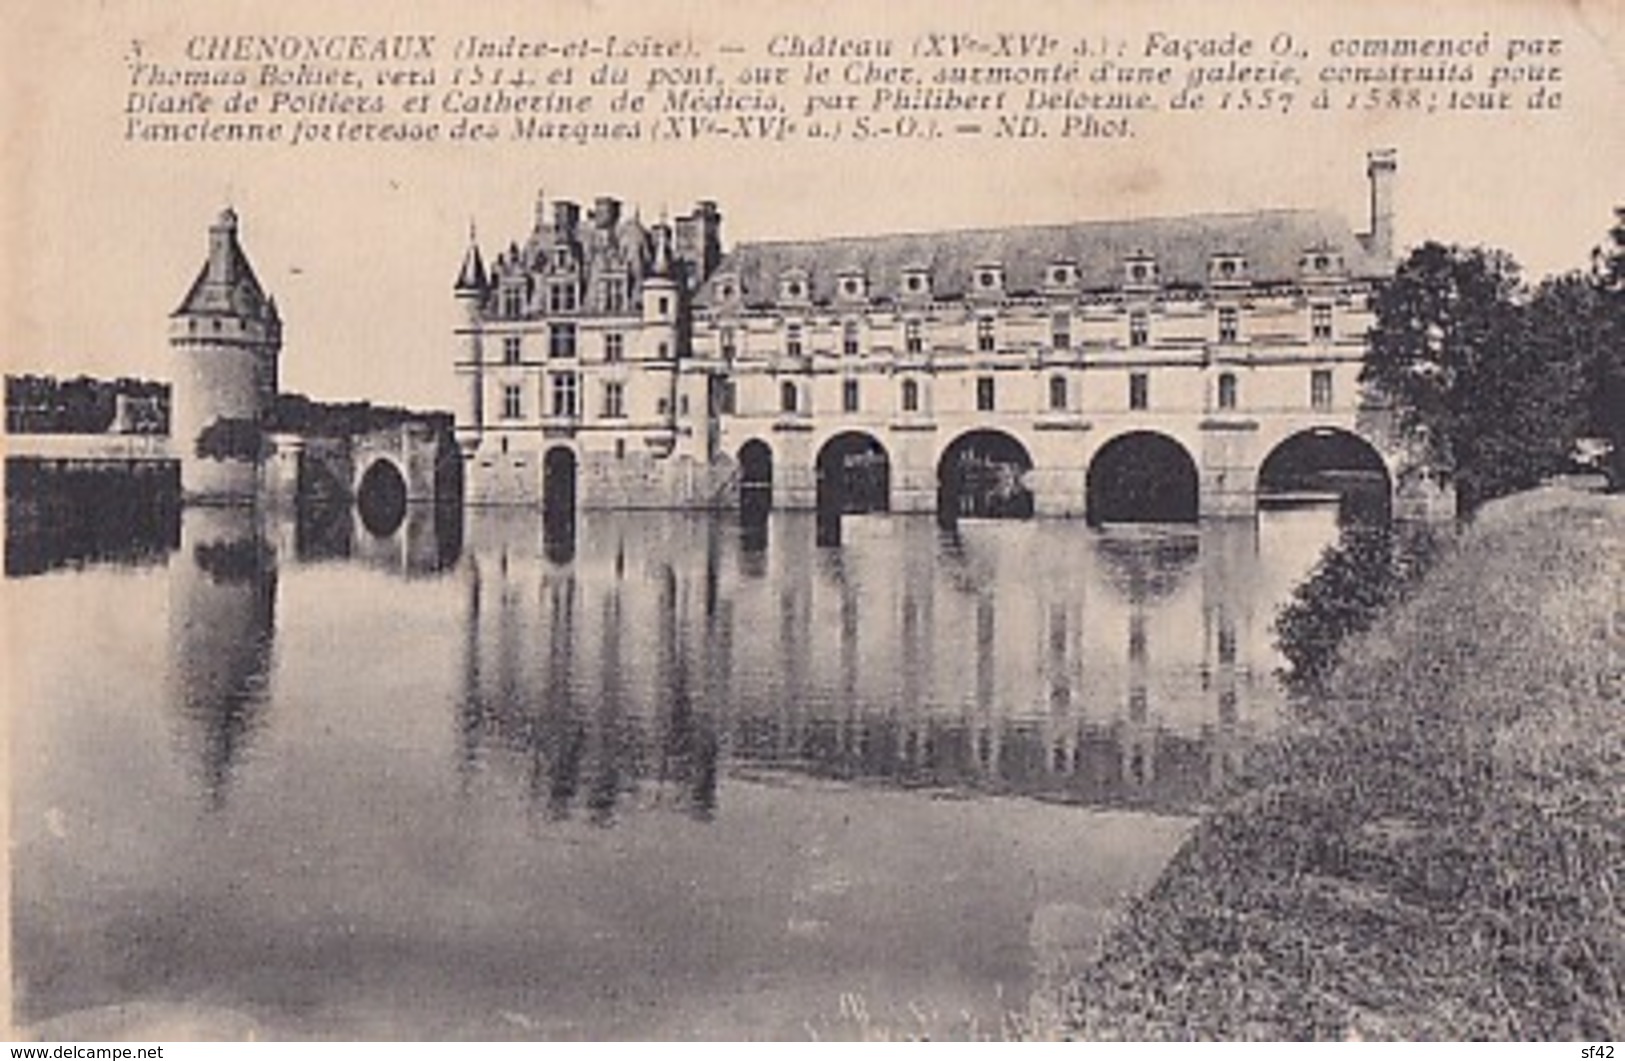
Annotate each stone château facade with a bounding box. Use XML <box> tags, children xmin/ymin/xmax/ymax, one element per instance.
<box><xmin>455</xmin><ymin>150</ymin><xmax>1420</xmax><ymax>521</ymax></box>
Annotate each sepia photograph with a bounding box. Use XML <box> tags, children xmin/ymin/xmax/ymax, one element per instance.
<box><xmin>3</xmin><ymin>0</ymin><xmax>1622</xmax><ymax>1044</ymax></box>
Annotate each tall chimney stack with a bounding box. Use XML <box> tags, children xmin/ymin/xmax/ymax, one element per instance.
<box><xmin>1366</xmin><ymin>148</ymin><xmax>1397</xmax><ymax>261</ymax></box>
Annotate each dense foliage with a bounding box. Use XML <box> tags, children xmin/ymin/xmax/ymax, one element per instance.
<box><xmin>1272</xmin><ymin>523</ymin><xmax>1443</xmax><ymax>695</ymax></box>
<box><xmin>1363</xmin><ymin>213</ymin><xmax>1625</xmax><ymax>512</ymax></box>
<box><xmin>194</xmin><ymin>417</ymin><xmax>266</xmax><ymax>461</ymax></box>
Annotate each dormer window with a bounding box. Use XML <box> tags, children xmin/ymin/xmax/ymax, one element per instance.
<box><xmin>1209</xmin><ymin>254</ymin><xmax>1247</xmax><ymax>284</ymax></box>
<box><xmin>501</xmin><ymin>285</ymin><xmax>524</xmax><ymax>318</ymax></box>
<box><xmin>974</xmin><ymin>264</ymin><xmax>1004</xmax><ymax>294</ymax></box>
<box><xmin>837</xmin><ymin>272</ymin><xmax>867</xmax><ymax>302</ymax></box>
<box><xmin>1124</xmin><ymin>254</ymin><xmax>1159</xmax><ymax>288</ymax></box>
<box><xmin>902</xmin><ymin>267</ymin><xmax>930</xmax><ymax>298</ymax></box>
<box><xmin>1300</xmin><ymin>249</ymin><xmax>1344</xmax><ymax>277</ymax></box>
<box><xmin>1047</xmin><ymin>262</ymin><xmax>1078</xmax><ymax>288</ymax></box>
<box><xmin>779</xmin><ymin>269</ymin><xmax>810</xmax><ymax>304</ymax></box>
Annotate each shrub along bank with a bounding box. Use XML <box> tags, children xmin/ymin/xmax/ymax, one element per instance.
<box><xmin>1064</xmin><ymin>487</ymin><xmax>1623</xmax><ymax>1040</ymax></box>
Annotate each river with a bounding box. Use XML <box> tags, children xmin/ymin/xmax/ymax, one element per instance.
<box><xmin>9</xmin><ymin>501</ymin><xmax>1342</xmax><ymax>1039</ymax></box>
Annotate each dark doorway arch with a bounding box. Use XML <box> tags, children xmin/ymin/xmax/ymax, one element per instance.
<box><xmin>938</xmin><ymin>430</ymin><xmax>1034</xmax><ymax>521</ymax></box>
<box><xmin>542</xmin><ymin>447</ymin><xmax>577</xmax><ymax>562</ymax></box>
<box><xmin>738</xmin><ymin>439</ymin><xmax>772</xmax><ymax>527</ymax></box>
<box><xmin>816</xmin><ymin>432</ymin><xmax>891</xmax><ymax>515</ymax></box>
<box><xmin>543</xmin><ymin>447</ymin><xmax>577</xmax><ymax>513</ymax></box>
<box><xmin>357</xmin><ymin>459</ymin><xmax>408</xmax><ymax>536</ymax></box>
<box><xmin>1087</xmin><ymin>432</ymin><xmax>1199</xmax><ymax>525</ymax></box>
<box><xmin>1259</xmin><ymin>427</ymin><xmax>1391</xmax><ymax>523</ymax></box>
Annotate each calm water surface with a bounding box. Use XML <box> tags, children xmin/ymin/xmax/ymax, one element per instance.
<box><xmin>11</xmin><ymin>502</ymin><xmax>1340</xmax><ymax>1039</ymax></box>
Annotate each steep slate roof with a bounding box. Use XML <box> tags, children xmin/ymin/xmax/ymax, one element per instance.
<box><xmin>694</xmin><ymin>208</ymin><xmax>1385</xmax><ymax>309</ymax></box>
<box><xmin>173</xmin><ymin>208</ymin><xmax>276</xmax><ymax>321</ymax></box>
<box><xmin>455</xmin><ymin>239</ymin><xmax>488</xmax><ymax>292</ymax></box>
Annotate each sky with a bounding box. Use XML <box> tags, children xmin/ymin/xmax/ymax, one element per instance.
<box><xmin>5</xmin><ymin>0</ymin><xmax>1622</xmax><ymax>411</ymax></box>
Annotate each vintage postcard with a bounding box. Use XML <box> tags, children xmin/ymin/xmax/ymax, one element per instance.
<box><xmin>4</xmin><ymin>0</ymin><xmax>1621</xmax><ymax>1043</ymax></box>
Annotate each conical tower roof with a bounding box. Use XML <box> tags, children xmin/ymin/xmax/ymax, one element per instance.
<box><xmin>173</xmin><ymin>208</ymin><xmax>274</xmax><ymax>320</ymax></box>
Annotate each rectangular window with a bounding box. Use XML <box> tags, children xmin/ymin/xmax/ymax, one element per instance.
<box><xmin>976</xmin><ymin>375</ymin><xmax>996</xmax><ymax>412</ymax></box>
<box><xmin>549</xmin><ymin>282</ymin><xmax>578</xmax><ymax>314</ymax></box>
<box><xmin>501</xmin><ymin>287</ymin><xmax>523</xmax><ymax>318</ymax></box>
<box><xmin>842</xmin><ymin>377</ymin><xmax>860</xmax><ymax>413</ymax></box>
<box><xmin>1311</xmin><ymin>368</ymin><xmax>1334</xmax><ymax>410</ymax></box>
<box><xmin>550</xmin><ymin>373</ymin><xmax>578</xmax><ymax>418</ymax></box>
<box><xmin>720</xmin><ymin>327</ymin><xmax>736</xmax><ymax>359</ymax></box>
<box><xmin>679</xmin><ymin>394</ymin><xmax>690</xmax><ymax>417</ymax></box>
<box><xmin>1218</xmin><ymin>306</ymin><xmax>1238</xmax><ymax>344</ymax></box>
<box><xmin>602</xmin><ymin>279</ymin><xmax>627</xmax><ymax>313</ymax></box>
<box><xmin>604</xmin><ymin>333</ymin><xmax>624</xmax><ymax>362</ymax></box>
<box><xmin>549</xmin><ymin>323</ymin><xmax>577</xmax><ymax>359</ymax></box>
<box><xmin>1218</xmin><ymin>372</ymin><xmax>1238</xmax><ymax>411</ymax></box>
<box><xmin>786</xmin><ymin>322</ymin><xmax>803</xmax><ymax>358</ymax></box>
<box><xmin>1311</xmin><ymin>304</ymin><xmax>1333</xmax><ymax>341</ymax></box>
<box><xmin>503</xmin><ymin>335</ymin><xmax>522</xmax><ymax>365</ymax></box>
<box><xmin>901</xmin><ymin>378</ymin><xmax>920</xmax><ymax>413</ymax></box>
<box><xmin>1049</xmin><ymin>374</ymin><xmax>1068</xmax><ymax>411</ymax></box>
<box><xmin>1052</xmin><ymin>312</ymin><xmax>1071</xmax><ymax>350</ymax></box>
<box><xmin>1129</xmin><ymin>372</ymin><xmax>1149</xmax><ymax>410</ymax></box>
<box><xmin>502</xmin><ymin>383</ymin><xmax>523</xmax><ymax>420</ymax></box>
<box><xmin>977</xmin><ymin>317</ymin><xmax>996</xmax><ymax>353</ymax></box>
<box><xmin>1129</xmin><ymin>310</ymin><xmax>1149</xmax><ymax>347</ymax></box>
<box><xmin>843</xmin><ymin>321</ymin><xmax>861</xmax><ymax>357</ymax></box>
<box><xmin>904</xmin><ymin>320</ymin><xmax>923</xmax><ymax>354</ymax></box>
<box><xmin>602</xmin><ymin>381</ymin><xmax>624</xmax><ymax>418</ymax></box>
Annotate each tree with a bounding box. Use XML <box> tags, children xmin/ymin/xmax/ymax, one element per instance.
<box><xmin>1363</xmin><ymin>243</ymin><xmax>1583</xmax><ymax>514</ymax></box>
<box><xmin>1586</xmin><ymin>207</ymin><xmax>1625</xmax><ymax>490</ymax></box>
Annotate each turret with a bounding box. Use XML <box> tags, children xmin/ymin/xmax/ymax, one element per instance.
<box><xmin>453</xmin><ymin>225</ymin><xmax>488</xmax><ymax>450</ymax></box>
<box><xmin>169</xmin><ymin>208</ymin><xmax>280</xmax><ymax>502</ymax></box>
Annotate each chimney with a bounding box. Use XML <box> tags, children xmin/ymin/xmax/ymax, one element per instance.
<box><xmin>207</xmin><ymin>207</ymin><xmax>239</xmax><ymax>283</ymax></box>
<box><xmin>1366</xmin><ymin>148</ymin><xmax>1397</xmax><ymax>261</ymax></box>
<box><xmin>593</xmin><ymin>196</ymin><xmax>622</xmax><ymax>231</ymax></box>
<box><xmin>552</xmin><ymin>200</ymin><xmax>581</xmax><ymax>238</ymax></box>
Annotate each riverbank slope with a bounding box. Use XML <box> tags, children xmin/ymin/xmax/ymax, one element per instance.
<box><xmin>1064</xmin><ymin>487</ymin><xmax>1623</xmax><ymax>1039</ymax></box>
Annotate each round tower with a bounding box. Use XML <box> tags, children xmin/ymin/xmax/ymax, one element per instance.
<box><xmin>170</xmin><ymin>208</ymin><xmax>281</xmax><ymax>502</ymax></box>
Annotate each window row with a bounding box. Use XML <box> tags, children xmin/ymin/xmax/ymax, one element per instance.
<box><xmin>498</xmin><ymin>369</ymin><xmax>1337</xmax><ymax>421</ymax></box>
<box><xmin>771</xmin><ymin>369</ymin><xmax>1337</xmax><ymax>415</ymax></box>
<box><xmin>715</xmin><ymin>305</ymin><xmax>1339</xmax><ymax>358</ymax></box>
<box><xmin>496</xmin><ymin>277</ymin><xmax>640</xmax><ymax>317</ymax></box>
<box><xmin>740</xmin><ymin>253</ymin><xmax>1349</xmax><ymax>305</ymax></box>
<box><xmin>498</xmin><ymin>329</ymin><xmax>670</xmax><ymax>363</ymax></box>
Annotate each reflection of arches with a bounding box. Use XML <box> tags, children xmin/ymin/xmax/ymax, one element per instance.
<box><xmin>1259</xmin><ymin>427</ymin><xmax>1391</xmax><ymax>522</ymax></box>
<box><xmin>357</xmin><ymin>459</ymin><xmax>408</xmax><ymax>536</ymax></box>
<box><xmin>816</xmin><ymin>431</ymin><xmax>890</xmax><ymax>514</ymax></box>
<box><xmin>937</xmin><ymin>430</ymin><xmax>1034</xmax><ymax>520</ymax></box>
<box><xmin>1087</xmin><ymin>432</ymin><xmax>1199</xmax><ymax>524</ymax></box>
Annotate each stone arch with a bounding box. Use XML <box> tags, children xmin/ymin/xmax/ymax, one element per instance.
<box><xmin>356</xmin><ymin>457</ymin><xmax>408</xmax><ymax>536</ymax></box>
<box><xmin>816</xmin><ymin>431</ymin><xmax>890</xmax><ymax>514</ymax></box>
<box><xmin>937</xmin><ymin>429</ymin><xmax>1035</xmax><ymax>520</ymax></box>
<box><xmin>737</xmin><ymin>438</ymin><xmax>773</xmax><ymax>521</ymax></box>
<box><xmin>543</xmin><ymin>446</ymin><xmax>578</xmax><ymax>517</ymax></box>
<box><xmin>1258</xmin><ymin>426</ymin><xmax>1392</xmax><ymax>522</ymax></box>
<box><xmin>1086</xmin><ymin>431</ymin><xmax>1199</xmax><ymax>525</ymax></box>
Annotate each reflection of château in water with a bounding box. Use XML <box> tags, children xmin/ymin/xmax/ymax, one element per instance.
<box><xmin>456</xmin><ymin>512</ymin><xmax>1290</xmax><ymax>819</ymax></box>
<box><xmin>163</xmin><ymin>499</ymin><xmax>464</xmax><ymax>807</ymax></box>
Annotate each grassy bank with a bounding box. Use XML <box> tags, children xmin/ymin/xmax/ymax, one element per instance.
<box><xmin>1064</xmin><ymin>487</ymin><xmax>1623</xmax><ymax>1040</ymax></box>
